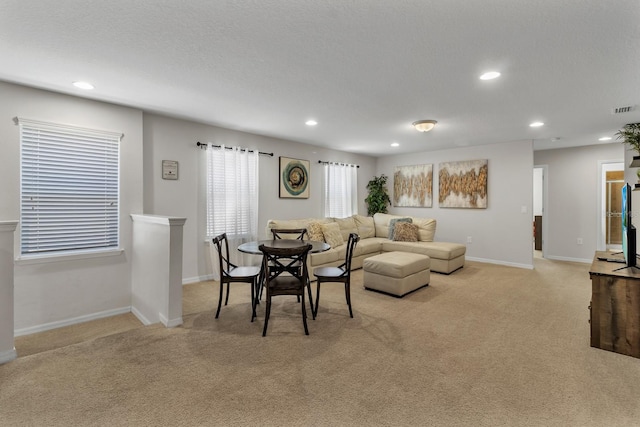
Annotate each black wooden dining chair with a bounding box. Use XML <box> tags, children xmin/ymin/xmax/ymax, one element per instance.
<box><xmin>259</xmin><ymin>243</ymin><xmax>313</xmax><ymax>336</ymax></box>
<box><xmin>312</xmin><ymin>233</ymin><xmax>360</xmax><ymax>318</ymax></box>
<box><xmin>212</xmin><ymin>233</ymin><xmax>261</xmax><ymax>322</ymax></box>
<box><xmin>270</xmin><ymin>228</ymin><xmax>308</xmax><ymax>241</ymax></box>
<box><xmin>261</xmin><ymin>228</ymin><xmax>309</xmax><ymax>300</ymax></box>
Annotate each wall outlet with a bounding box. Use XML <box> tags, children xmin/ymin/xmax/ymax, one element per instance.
<box><xmin>577</xmin><ymin>238</ymin><xmax>583</xmax><ymax>245</ymax></box>
<box><xmin>467</xmin><ymin>236</ymin><xmax>473</xmax><ymax>243</ymax></box>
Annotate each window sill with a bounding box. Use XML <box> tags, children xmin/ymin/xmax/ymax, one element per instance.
<box><xmin>15</xmin><ymin>248</ymin><xmax>125</xmax><ymax>266</ymax></box>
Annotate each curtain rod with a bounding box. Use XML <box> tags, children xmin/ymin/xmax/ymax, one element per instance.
<box><xmin>318</xmin><ymin>160</ymin><xmax>359</xmax><ymax>168</ymax></box>
<box><xmin>196</xmin><ymin>141</ymin><xmax>273</xmax><ymax>157</ymax></box>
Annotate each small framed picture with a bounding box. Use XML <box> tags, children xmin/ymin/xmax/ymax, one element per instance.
<box><xmin>279</xmin><ymin>157</ymin><xmax>310</xmax><ymax>198</ymax></box>
<box><xmin>162</xmin><ymin>160</ymin><xmax>178</xmax><ymax>180</ymax></box>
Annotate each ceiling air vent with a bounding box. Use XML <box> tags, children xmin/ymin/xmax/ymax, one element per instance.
<box><xmin>612</xmin><ymin>105</ymin><xmax>636</xmax><ymax>114</ymax></box>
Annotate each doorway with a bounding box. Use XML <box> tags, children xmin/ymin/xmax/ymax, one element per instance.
<box><xmin>600</xmin><ymin>162</ymin><xmax>624</xmax><ymax>251</ymax></box>
<box><xmin>533</xmin><ymin>166</ymin><xmax>547</xmax><ymax>258</ymax></box>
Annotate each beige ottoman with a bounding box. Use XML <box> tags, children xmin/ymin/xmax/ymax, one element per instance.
<box><xmin>363</xmin><ymin>252</ymin><xmax>431</xmax><ymax>297</ymax></box>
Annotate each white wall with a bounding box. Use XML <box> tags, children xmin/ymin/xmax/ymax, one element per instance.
<box><xmin>377</xmin><ymin>140</ymin><xmax>534</xmax><ymax>268</ymax></box>
<box><xmin>142</xmin><ymin>113</ymin><xmax>377</xmax><ymax>283</ymax></box>
<box><xmin>534</xmin><ymin>143</ymin><xmax>623</xmax><ymax>262</ymax></box>
<box><xmin>0</xmin><ymin>82</ymin><xmax>144</xmax><ymax>333</ymax></box>
<box><xmin>533</xmin><ymin>168</ymin><xmax>543</xmax><ymax>217</ymax></box>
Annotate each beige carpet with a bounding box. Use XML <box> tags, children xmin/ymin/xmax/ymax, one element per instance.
<box><xmin>3</xmin><ymin>259</ymin><xmax>640</xmax><ymax>426</ymax></box>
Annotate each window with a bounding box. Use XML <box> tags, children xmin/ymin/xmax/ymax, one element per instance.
<box><xmin>17</xmin><ymin>118</ymin><xmax>121</xmax><ymax>256</ymax></box>
<box><xmin>205</xmin><ymin>144</ymin><xmax>259</xmax><ymax>239</ymax></box>
<box><xmin>323</xmin><ymin>162</ymin><xmax>358</xmax><ymax>218</ymax></box>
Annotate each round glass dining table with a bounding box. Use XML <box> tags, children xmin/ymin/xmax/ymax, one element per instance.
<box><xmin>237</xmin><ymin>239</ymin><xmax>330</xmax><ymax>255</ymax></box>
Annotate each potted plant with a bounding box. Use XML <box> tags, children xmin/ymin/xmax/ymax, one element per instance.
<box><xmin>365</xmin><ymin>174</ymin><xmax>392</xmax><ymax>216</ymax></box>
<box><xmin>616</xmin><ymin>122</ymin><xmax>640</xmax><ymax>156</ymax></box>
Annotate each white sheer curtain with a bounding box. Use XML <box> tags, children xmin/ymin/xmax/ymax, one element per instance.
<box><xmin>206</xmin><ymin>144</ymin><xmax>259</xmax><ymax>279</ymax></box>
<box><xmin>323</xmin><ymin>162</ymin><xmax>358</xmax><ymax>218</ymax></box>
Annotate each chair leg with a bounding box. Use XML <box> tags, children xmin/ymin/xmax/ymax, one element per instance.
<box><xmin>345</xmin><ymin>281</ymin><xmax>353</xmax><ymax>318</ymax></box>
<box><xmin>307</xmin><ymin>280</ymin><xmax>315</xmax><ymax>320</ymax></box>
<box><xmin>215</xmin><ymin>280</ymin><xmax>224</xmax><ymax>319</ymax></box>
<box><xmin>301</xmin><ymin>291</ymin><xmax>309</xmax><ymax>335</ymax></box>
<box><xmin>250</xmin><ymin>278</ymin><xmax>256</xmax><ymax>322</ymax></box>
<box><xmin>314</xmin><ymin>280</ymin><xmax>321</xmax><ymax>318</ymax></box>
<box><xmin>262</xmin><ymin>296</ymin><xmax>271</xmax><ymax>337</ymax></box>
<box><xmin>225</xmin><ymin>283</ymin><xmax>231</xmax><ymax>305</ymax></box>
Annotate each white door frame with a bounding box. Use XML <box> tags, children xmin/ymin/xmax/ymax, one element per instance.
<box><xmin>597</xmin><ymin>160</ymin><xmax>624</xmax><ymax>251</ymax></box>
<box><xmin>533</xmin><ymin>165</ymin><xmax>548</xmax><ymax>258</ymax></box>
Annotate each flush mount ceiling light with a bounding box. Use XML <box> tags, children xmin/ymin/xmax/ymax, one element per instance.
<box><xmin>529</xmin><ymin>121</ymin><xmax>544</xmax><ymax>128</ymax></box>
<box><xmin>305</xmin><ymin>120</ymin><xmax>317</xmax><ymax>126</ymax></box>
<box><xmin>599</xmin><ymin>136</ymin><xmax>612</xmax><ymax>141</ymax></box>
<box><xmin>72</xmin><ymin>81</ymin><xmax>94</xmax><ymax>90</ymax></box>
<box><xmin>479</xmin><ymin>71</ymin><xmax>501</xmax><ymax>80</ymax></box>
<box><xmin>412</xmin><ymin>120</ymin><xmax>437</xmax><ymax>132</ymax></box>
<box><xmin>391</xmin><ymin>142</ymin><xmax>400</xmax><ymax>147</ymax></box>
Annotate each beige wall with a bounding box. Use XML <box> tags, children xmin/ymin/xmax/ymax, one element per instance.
<box><xmin>142</xmin><ymin>113</ymin><xmax>378</xmax><ymax>282</ymax></box>
<box><xmin>0</xmin><ymin>82</ymin><xmax>144</xmax><ymax>333</ymax></box>
<box><xmin>377</xmin><ymin>140</ymin><xmax>535</xmax><ymax>268</ymax></box>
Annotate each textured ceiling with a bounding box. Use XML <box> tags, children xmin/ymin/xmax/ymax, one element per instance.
<box><xmin>1</xmin><ymin>0</ymin><xmax>639</xmax><ymax>156</ymax></box>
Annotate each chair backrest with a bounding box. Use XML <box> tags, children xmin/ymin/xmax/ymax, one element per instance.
<box><xmin>259</xmin><ymin>243</ymin><xmax>312</xmax><ymax>282</ymax></box>
<box><xmin>271</xmin><ymin>228</ymin><xmax>308</xmax><ymax>241</ymax></box>
<box><xmin>344</xmin><ymin>233</ymin><xmax>360</xmax><ymax>272</ymax></box>
<box><xmin>212</xmin><ymin>233</ymin><xmax>235</xmax><ymax>277</ymax></box>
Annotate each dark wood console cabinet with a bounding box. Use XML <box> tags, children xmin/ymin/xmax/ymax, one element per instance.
<box><xmin>589</xmin><ymin>252</ymin><xmax>640</xmax><ymax>358</ymax></box>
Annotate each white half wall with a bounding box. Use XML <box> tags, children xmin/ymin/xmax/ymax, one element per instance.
<box><xmin>376</xmin><ymin>140</ymin><xmax>535</xmax><ymax>268</ymax></box>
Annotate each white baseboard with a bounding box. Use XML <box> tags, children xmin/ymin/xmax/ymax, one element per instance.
<box><xmin>544</xmin><ymin>255</ymin><xmax>592</xmax><ymax>264</ymax></box>
<box><xmin>0</xmin><ymin>348</ymin><xmax>17</xmax><ymax>365</ymax></box>
<box><xmin>182</xmin><ymin>275</ymin><xmax>213</xmax><ymax>285</ymax></box>
<box><xmin>159</xmin><ymin>313</ymin><xmax>183</xmax><ymax>328</ymax></box>
<box><xmin>14</xmin><ymin>306</ymin><xmax>131</xmax><ymax>337</ymax></box>
<box><xmin>130</xmin><ymin>306</ymin><xmax>153</xmax><ymax>326</ymax></box>
<box><xmin>466</xmin><ymin>256</ymin><xmax>534</xmax><ymax>270</ymax></box>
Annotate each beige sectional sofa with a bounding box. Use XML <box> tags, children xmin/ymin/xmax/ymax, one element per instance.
<box><xmin>265</xmin><ymin>213</ymin><xmax>466</xmax><ymax>279</ymax></box>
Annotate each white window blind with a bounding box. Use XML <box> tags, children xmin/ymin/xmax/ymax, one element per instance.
<box><xmin>17</xmin><ymin>118</ymin><xmax>121</xmax><ymax>256</ymax></box>
<box><xmin>205</xmin><ymin>144</ymin><xmax>259</xmax><ymax>239</ymax></box>
<box><xmin>323</xmin><ymin>162</ymin><xmax>358</xmax><ymax>218</ymax></box>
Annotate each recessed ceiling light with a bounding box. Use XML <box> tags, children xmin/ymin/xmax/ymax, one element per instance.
<box><xmin>529</xmin><ymin>121</ymin><xmax>544</xmax><ymax>128</ymax></box>
<box><xmin>73</xmin><ymin>81</ymin><xmax>94</xmax><ymax>90</ymax></box>
<box><xmin>479</xmin><ymin>71</ymin><xmax>501</xmax><ymax>80</ymax></box>
<box><xmin>599</xmin><ymin>136</ymin><xmax>612</xmax><ymax>141</ymax></box>
<box><xmin>305</xmin><ymin>120</ymin><xmax>317</xmax><ymax>126</ymax></box>
<box><xmin>391</xmin><ymin>142</ymin><xmax>399</xmax><ymax>147</ymax></box>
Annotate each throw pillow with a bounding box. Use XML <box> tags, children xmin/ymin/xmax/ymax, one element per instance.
<box><xmin>307</xmin><ymin>221</ymin><xmax>325</xmax><ymax>242</ymax></box>
<box><xmin>321</xmin><ymin>222</ymin><xmax>344</xmax><ymax>248</ymax></box>
<box><xmin>388</xmin><ymin>217</ymin><xmax>412</xmax><ymax>240</ymax></box>
<box><xmin>393</xmin><ymin>222</ymin><xmax>419</xmax><ymax>242</ymax></box>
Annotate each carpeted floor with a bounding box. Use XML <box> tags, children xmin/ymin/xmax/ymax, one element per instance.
<box><xmin>3</xmin><ymin>258</ymin><xmax>640</xmax><ymax>426</ymax></box>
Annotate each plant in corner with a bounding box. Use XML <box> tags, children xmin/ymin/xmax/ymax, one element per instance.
<box><xmin>616</xmin><ymin>122</ymin><xmax>640</xmax><ymax>155</ymax></box>
<box><xmin>365</xmin><ymin>174</ymin><xmax>392</xmax><ymax>216</ymax></box>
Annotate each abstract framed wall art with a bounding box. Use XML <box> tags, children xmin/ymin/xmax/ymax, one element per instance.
<box><xmin>393</xmin><ymin>164</ymin><xmax>433</xmax><ymax>207</ymax></box>
<box><xmin>438</xmin><ymin>159</ymin><xmax>488</xmax><ymax>208</ymax></box>
<box><xmin>279</xmin><ymin>156</ymin><xmax>310</xmax><ymax>199</ymax></box>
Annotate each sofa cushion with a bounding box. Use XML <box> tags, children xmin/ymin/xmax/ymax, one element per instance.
<box><xmin>333</xmin><ymin>216</ymin><xmax>358</xmax><ymax>241</ymax></box>
<box><xmin>393</xmin><ymin>222</ymin><xmax>419</xmax><ymax>242</ymax></box>
<box><xmin>388</xmin><ymin>217</ymin><xmax>412</xmax><ymax>240</ymax></box>
<box><xmin>411</xmin><ymin>217</ymin><xmax>436</xmax><ymax>242</ymax></box>
<box><xmin>308</xmin><ymin>221</ymin><xmax>325</xmax><ymax>241</ymax></box>
<box><xmin>353</xmin><ymin>237</ymin><xmax>384</xmax><ymax>257</ymax></box>
<box><xmin>381</xmin><ymin>241</ymin><xmax>466</xmax><ymax>260</ymax></box>
<box><xmin>353</xmin><ymin>215</ymin><xmax>376</xmax><ymax>239</ymax></box>
<box><xmin>309</xmin><ymin>247</ymin><xmax>341</xmax><ymax>266</ymax></box>
<box><xmin>322</xmin><ymin>222</ymin><xmax>344</xmax><ymax>248</ymax></box>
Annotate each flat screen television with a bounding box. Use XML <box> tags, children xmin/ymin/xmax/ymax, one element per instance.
<box><xmin>621</xmin><ymin>183</ymin><xmax>637</xmax><ymax>268</ymax></box>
